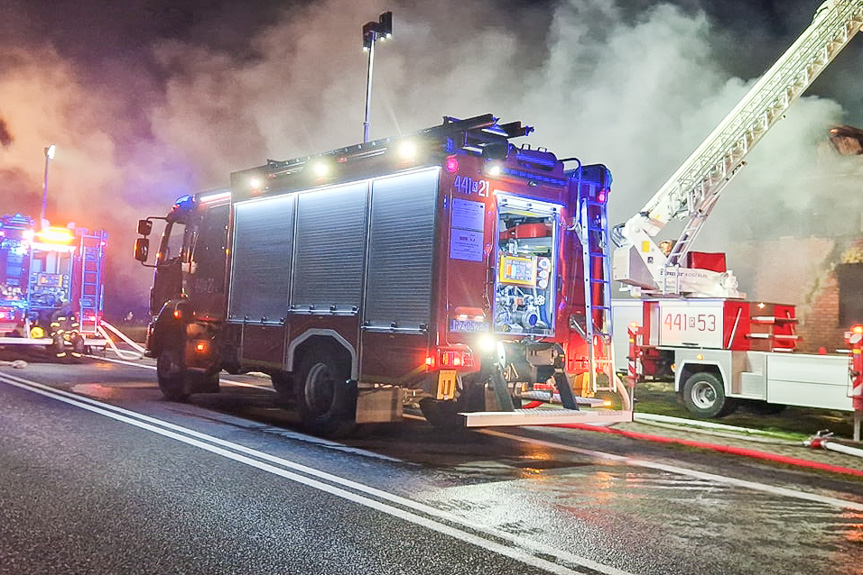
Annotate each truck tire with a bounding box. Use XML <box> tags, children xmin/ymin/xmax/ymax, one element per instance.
<box><xmin>194</xmin><ymin>367</ymin><xmax>222</xmax><ymax>393</ymax></box>
<box><xmin>295</xmin><ymin>349</ymin><xmax>356</xmax><ymax>437</ymax></box>
<box><xmin>157</xmin><ymin>346</ymin><xmax>189</xmax><ymax>402</ymax></box>
<box><xmin>682</xmin><ymin>372</ymin><xmax>736</xmax><ymax>418</ymax></box>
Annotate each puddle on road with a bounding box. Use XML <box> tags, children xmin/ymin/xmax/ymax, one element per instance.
<box><xmin>413</xmin><ymin>466</ymin><xmax>863</xmax><ymax>575</ymax></box>
<box><xmin>70</xmin><ymin>382</ymin><xmax>156</xmax><ymax>400</ymax></box>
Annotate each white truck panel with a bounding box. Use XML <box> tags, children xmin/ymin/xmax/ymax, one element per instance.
<box><xmin>766</xmin><ymin>353</ymin><xmax>853</xmax><ymax>411</ymax></box>
<box><xmin>653</xmin><ymin>299</ymin><xmax>725</xmax><ymax>348</ymax></box>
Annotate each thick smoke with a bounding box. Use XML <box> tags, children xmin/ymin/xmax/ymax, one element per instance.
<box><xmin>0</xmin><ymin>0</ymin><xmax>860</xmax><ymax>317</ymax></box>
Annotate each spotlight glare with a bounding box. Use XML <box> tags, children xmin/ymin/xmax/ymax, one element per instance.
<box><xmin>313</xmin><ymin>160</ymin><xmax>330</xmax><ymax>177</ymax></box>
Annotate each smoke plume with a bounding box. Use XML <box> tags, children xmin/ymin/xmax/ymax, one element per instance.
<box><xmin>0</xmin><ymin>0</ymin><xmax>861</xmax><ymax>316</ymax></box>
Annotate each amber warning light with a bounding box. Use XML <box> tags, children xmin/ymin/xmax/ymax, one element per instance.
<box><xmin>35</xmin><ymin>227</ymin><xmax>75</xmax><ymax>245</ymax></box>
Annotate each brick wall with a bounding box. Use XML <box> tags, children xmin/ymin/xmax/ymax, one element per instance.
<box><xmin>797</xmin><ymin>271</ymin><xmax>844</xmax><ymax>353</ymax></box>
<box><xmin>730</xmin><ymin>236</ymin><xmax>846</xmax><ymax>353</ymax></box>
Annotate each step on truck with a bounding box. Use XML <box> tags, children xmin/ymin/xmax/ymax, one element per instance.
<box><xmin>134</xmin><ymin>114</ymin><xmax>632</xmax><ymax>436</ymax></box>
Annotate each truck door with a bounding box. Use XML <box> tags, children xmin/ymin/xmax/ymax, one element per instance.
<box><xmin>150</xmin><ymin>220</ymin><xmax>191</xmax><ymax>316</ymax></box>
<box><xmin>188</xmin><ymin>204</ymin><xmax>228</xmax><ymax>320</ymax></box>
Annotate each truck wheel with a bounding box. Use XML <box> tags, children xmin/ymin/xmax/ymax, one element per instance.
<box><xmin>157</xmin><ymin>347</ymin><xmax>189</xmax><ymax>402</ymax></box>
<box><xmin>296</xmin><ymin>349</ymin><xmax>356</xmax><ymax>437</ymax></box>
<box><xmin>193</xmin><ymin>367</ymin><xmax>221</xmax><ymax>393</ymax></box>
<box><xmin>682</xmin><ymin>372</ymin><xmax>736</xmax><ymax>418</ymax></box>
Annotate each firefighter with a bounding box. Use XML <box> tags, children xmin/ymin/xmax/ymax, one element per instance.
<box><xmin>659</xmin><ymin>240</ymin><xmax>675</xmax><ymax>257</ymax></box>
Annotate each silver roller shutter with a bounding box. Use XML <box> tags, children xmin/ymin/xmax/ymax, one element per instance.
<box><xmin>363</xmin><ymin>168</ymin><xmax>439</xmax><ymax>330</ymax></box>
<box><xmin>227</xmin><ymin>194</ymin><xmax>295</xmax><ymax>324</ymax></box>
<box><xmin>291</xmin><ymin>181</ymin><xmax>368</xmax><ymax>312</ymax></box>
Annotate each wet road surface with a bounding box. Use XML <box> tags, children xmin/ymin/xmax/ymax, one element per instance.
<box><xmin>0</xmin><ymin>355</ymin><xmax>861</xmax><ymax>574</ymax></box>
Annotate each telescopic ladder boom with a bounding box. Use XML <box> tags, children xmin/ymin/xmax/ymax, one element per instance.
<box><xmin>616</xmin><ymin>0</ymin><xmax>863</xmax><ymax>296</ymax></box>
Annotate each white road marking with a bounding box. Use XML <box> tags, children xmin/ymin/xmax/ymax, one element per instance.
<box><xmin>481</xmin><ymin>429</ymin><xmax>863</xmax><ymax>511</ymax></box>
<box><xmin>0</xmin><ymin>372</ymin><xmax>634</xmax><ymax>575</ymax></box>
<box><xmin>88</xmin><ymin>358</ymin><xmax>863</xmax><ymax>511</ymax></box>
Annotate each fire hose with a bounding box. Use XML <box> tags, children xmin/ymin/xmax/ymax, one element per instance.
<box><xmin>97</xmin><ymin>320</ymin><xmax>146</xmax><ymax>360</ymax></box>
<box><xmin>805</xmin><ymin>430</ymin><xmax>863</xmax><ymax>460</ymax></box>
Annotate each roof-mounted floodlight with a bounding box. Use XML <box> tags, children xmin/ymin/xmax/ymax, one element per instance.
<box><xmin>362</xmin><ymin>12</ymin><xmax>393</xmax><ymax>143</ymax></box>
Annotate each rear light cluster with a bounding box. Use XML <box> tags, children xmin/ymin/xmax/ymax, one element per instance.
<box><xmin>425</xmin><ymin>347</ymin><xmax>474</xmax><ymax>371</ymax></box>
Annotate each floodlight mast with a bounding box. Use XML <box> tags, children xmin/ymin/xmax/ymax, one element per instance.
<box><xmin>41</xmin><ymin>144</ymin><xmax>56</xmax><ymax>229</ymax></box>
<box><xmin>362</xmin><ymin>11</ymin><xmax>393</xmax><ymax>143</ymax></box>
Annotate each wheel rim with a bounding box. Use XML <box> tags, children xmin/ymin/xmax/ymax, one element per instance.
<box><xmin>304</xmin><ymin>362</ymin><xmax>336</xmax><ymax>415</ymax></box>
<box><xmin>690</xmin><ymin>380</ymin><xmax>716</xmax><ymax>409</ymax></box>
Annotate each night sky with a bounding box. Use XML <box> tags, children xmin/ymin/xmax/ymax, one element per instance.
<box><xmin>1</xmin><ymin>0</ymin><xmax>862</xmax><ymax>317</ymax></box>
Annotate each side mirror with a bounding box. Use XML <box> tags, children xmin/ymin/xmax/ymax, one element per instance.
<box><xmin>137</xmin><ymin>219</ymin><xmax>153</xmax><ymax>236</ymax></box>
<box><xmin>134</xmin><ymin>237</ymin><xmax>150</xmax><ymax>262</ymax></box>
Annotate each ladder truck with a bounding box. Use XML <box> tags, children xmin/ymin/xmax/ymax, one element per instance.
<box><xmin>134</xmin><ymin>114</ymin><xmax>632</xmax><ymax>437</ymax></box>
<box><xmin>611</xmin><ymin>0</ymin><xmax>863</xmax><ymax>422</ymax></box>
<box><xmin>0</xmin><ymin>213</ymin><xmax>108</xmax><ymax>357</ymax></box>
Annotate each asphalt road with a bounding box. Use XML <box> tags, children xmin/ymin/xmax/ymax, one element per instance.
<box><xmin>0</xmin><ymin>355</ymin><xmax>861</xmax><ymax>575</ymax></box>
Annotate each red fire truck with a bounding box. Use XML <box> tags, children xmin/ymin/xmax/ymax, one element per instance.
<box><xmin>134</xmin><ymin>114</ymin><xmax>632</xmax><ymax>436</ymax></box>
<box><xmin>0</xmin><ymin>213</ymin><xmax>108</xmax><ymax>357</ymax></box>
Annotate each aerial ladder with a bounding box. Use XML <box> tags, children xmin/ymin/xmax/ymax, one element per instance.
<box><xmin>613</xmin><ymin>0</ymin><xmax>863</xmax><ymax>297</ymax></box>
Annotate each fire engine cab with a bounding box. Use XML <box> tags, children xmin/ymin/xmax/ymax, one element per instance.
<box><xmin>135</xmin><ymin>114</ymin><xmax>632</xmax><ymax>436</ymax></box>
<box><xmin>0</xmin><ymin>213</ymin><xmax>108</xmax><ymax>356</ymax></box>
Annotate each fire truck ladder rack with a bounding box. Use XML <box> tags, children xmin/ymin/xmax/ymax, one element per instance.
<box><xmin>262</xmin><ymin>114</ymin><xmax>534</xmax><ymax>179</ymax></box>
<box><xmin>578</xmin><ymin>178</ymin><xmax>616</xmax><ymax>394</ymax></box>
<box><xmin>78</xmin><ymin>230</ymin><xmax>106</xmax><ymax>337</ymax></box>
<box><xmin>621</xmin><ymin>0</ymin><xmax>863</xmax><ymax>295</ymax></box>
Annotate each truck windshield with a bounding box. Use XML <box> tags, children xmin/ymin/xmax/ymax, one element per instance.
<box><xmin>493</xmin><ymin>195</ymin><xmax>559</xmax><ymax>336</ymax></box>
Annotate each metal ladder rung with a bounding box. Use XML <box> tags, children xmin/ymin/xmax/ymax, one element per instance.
<box><xmin>577</xmin><ymin>185</ymin><xmax>615</xmax><ymax>399</ymax></box>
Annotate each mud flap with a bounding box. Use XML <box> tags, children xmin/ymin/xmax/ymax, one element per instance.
<box><xmin>356</xmin><ymin>386</ymin><xmax>402</xmax><ymax>423</ymax></box>
<box><xmin>553</xmin><ymin>371</ymin><xmax>579</xmax><ymax>411</ymax></box>
<box><xmin>489</xmin><ymin>366</ymin><xmax>515</xmax><ymax>411</ymax></box>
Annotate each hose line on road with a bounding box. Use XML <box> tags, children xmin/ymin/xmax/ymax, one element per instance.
<box><xmin>806</xmin><ymin>431</ymin><xmax>863</xmax><ymax>460</ymax></box>
<box><xmin>98</xmin><ymin>321</ymin><xmax>145</xmax><ymax>360</ymax></box>
<box><xmin>553</xmin><ymin>422</ymin><xmax>863</xmax><ymax>477</ymax></box>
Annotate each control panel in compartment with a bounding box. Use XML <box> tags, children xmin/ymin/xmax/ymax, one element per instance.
<box><xmin>493</xmin><ymin>195</ymin><xmax>558</xmax><ymax>335</ymax></box>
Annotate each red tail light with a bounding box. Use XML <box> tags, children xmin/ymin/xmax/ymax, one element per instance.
<box><xmin>425</xmin><ymin>347</ymin><xmax>474</xmax><ymax>372</ymax></box>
